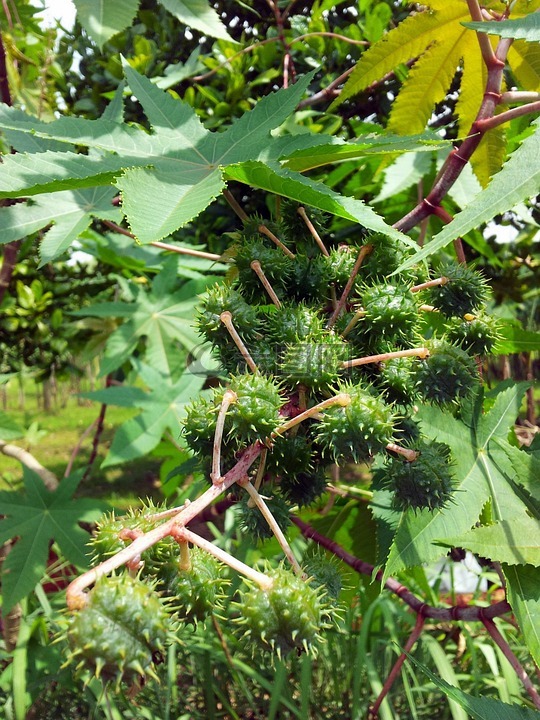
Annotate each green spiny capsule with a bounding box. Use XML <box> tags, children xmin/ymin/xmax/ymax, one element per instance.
<box><xmin>384</xmin><ymin>440</ymin><xmax>456</xmax><ymax>512</ymax></box>
<box><xmin>234</xmin><ymin>239</ymin><xmax>294</xmax><ymax>301</ymax></box>
<box><xmin>446</xmin><ymin>313</ymin><xmax>500</xmax><ymax>355</ymax></box>
<box><xmin>325</xmin><ymin>245</ymin><xmax>364</xmax><ymax>288</ymax></box>
<box><xmin>428</xmin><ymin>262</ymin><xmax>489</xmax><ymax>317</ymax></box>
<box><xmin>279</xmin><ymin>469</ymin><xmax>328</xmax><ymax>508</ymax></box>
<box><xmin>239</xmin><ymin>492</ymin><xmax>291</xmax><ymax>540</ymax></box>
<box><xmin>66</xmin><ymin>574</ymin><xmax>168</xmax><ymax>685</ymax></box>
<box><xmin>280</xmin><ymin>334</ymin><xmax>346</xmax><ymax>391</ymax></box>
<box><xmin>303</xmin><ymin>553</ymin><xmax>343</xmax><ymax>602</ymax></box>
<box><xmin>265</xmin><ymin>304</ymin><xmax>324</xmax><ymax>345</ymax></box>
<box><xmin>222</xmin><ymin>373</ymin><xmax>285</xmax><ymax>443</ymax></box>
<box><xmin>414</xmin><ymin>340</ymin><xmax>478</xmax><ymax>406</ymax></box>
<box><xmin>89</xmin><ymin>504</ymin><xmax>177</xmax><ymax>575</ymax></box>
<box><xmin>378</xmin><ymin>356</ymin><xmax>419</xmax><ymax>406</ymax></box>
<box><xmin>288</xmin><ymin>254</ymin><xmax>328</xmax><ymax>301</ymax></box>
<box><xmin>234</xmin><ymin>566</ymin><xmax>329</xmax><ymax>656</ymax></box>
<box><xmin>266</xmin><ymin>434</ymin><xmax>314</xmax><ymax>477</ymax></box>
<box><xmin>358</xmin><ymin>233</ymin><xmax>418</xmax><ymax>283</ymax></box>
<box><xmin>316</xmin><ymin>383</ymin><xmax>395</xmax><ymax>464</ymax></box>
<box><xmin>182</xmin><ymin>395</ymin><xmax>218</xmax><ymax>457</ymax></box>
<box><xmin>159</xmin><ymin>547</ymin><xmax>228</xmax><ymax>623</ymax></box>
<box><xmin>197</xmin><ymin>283</ymin><xmax>260</xmax><ymax>346</ymax></box>
<box><xmin>360</xmin><ymin>283</ymin><xmax>419</xmax><ymax>347</ymax></box>
<box><xmin>278</xmin><ymin>201</ymin><xmax>330</xmax><ymax>255</ymax></box>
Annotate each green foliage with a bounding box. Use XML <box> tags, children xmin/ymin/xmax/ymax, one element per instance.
<box><xmin>0</xmin><ymin>467</ymin><xmax>107</xmax><ymax>612</ymax></box>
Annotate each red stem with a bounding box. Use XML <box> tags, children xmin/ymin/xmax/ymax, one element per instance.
<box><xmin>394</xmin><ymin>33</ymin><xmax>511</xmax><ymax>235</ymax></box>
<box><xmin>81</xmin><ymin>376</ymin><xmax>111</xmax><ymax>483</ymax></box>
<box><xmin>482</xmin><ymin>618</ymin><xmax>540</xmax><ymax>710</ymax></box>
<box><xmin>368</xmin><ymin>614</ymin><xmax>426</xmax><ymax>719</ymax></box>
<box><xmin>291</xmin><ymin>516</ymin><xmax>511</xmax><ymax>622</ymax></box>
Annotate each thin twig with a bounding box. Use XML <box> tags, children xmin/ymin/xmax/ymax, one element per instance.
<box><xmin>223</xmin><ymin>188</ymin><xmax>249</xmax><ymax>222</ymax></box>
<box><xmin>343</xmin><ymin>347</ymin><xmax>429</xmax><ymax>369</ymax></box>
<box><xmin>211</xmin><ymin>389</ymin><xmax>237</xmax><ymax>484</ymax></box>
<box><xmin>368</xmin><ymin>614</ymin><xmax>426</xmax><ymax>719</ymax></box>
<box><xmin>273</xmin><ymin>393</ymin><xmax>351</xmax><ymax>436</ymax></box>
<box><xmin>297</xmin><ymin>206</ymin><xmax>329</xmax><ymax>256</ymax></box>
<box><xmin>250</xmin><ymin>260</ymin><xmax>282</xmax><ymax>307</ymax></box>
<box><xmin>0</xmin><ymin>440</ymin><xmax>58</xmax><ymax>491</ymax></box>
<box><xmin>327</xmin><ymin>244</ymin><xmax>373</xmax><ymax>329</ymax></box>
<box><xmin>64</xmin><ymin>418</ymin><xmax>98</xmax><ymax>478</ymax></box>
<box><xmin>220</xmin><ymin>311</ymin><xmax>259</xmax><ymax>373</ymax></box>
<box><xmin>241</xmin><ymin>480</ymin><xmax>304</xmax><ymax>577</ymax></box>
<box><xmin>258</xmin><ymin>224</ymin><xmax>295</xmax><ymax>259</ymax></box>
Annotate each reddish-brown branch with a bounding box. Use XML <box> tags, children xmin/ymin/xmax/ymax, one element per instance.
<box><xmin>81</xmin><ymin>376</ymin><xmax>111</xmax><ymax>484</ymax></box>
<box><xmin>395</xmin><ymin>29</ymin><xmax>511</xmax><ymax>235</ymax></box>
<box><xmin>483</xmin><ymin>617</ymin><xmax>540</xmax><ymax>710</ymax></box>
<box><xmin>291</xmin><ymin>516</ymin><xmax>512</xmax><ymax>622</ymax></box>
<box><xmin>475</xmin><ymin>100</ymin><xmax>540</xmax><ymax>131</ymax></box>
<box><xmin>368</xmin><ymin>613</ymin><xmax>426</xmax><ymax>719</ymax></box>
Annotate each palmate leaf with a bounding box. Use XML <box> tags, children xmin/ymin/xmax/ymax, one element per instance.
<box><xmin>72</xmin><ymin>0</ymin><xmax>233</xmax><ymax>48</ymax></box>
<box><xmin>72</xmin><ymin>0</ymin><xmax>140</xmax><ymax>48</ymax></box>
<box><xmin>382</xmin><ymin>383</ymin><xmax>532</xmax><ymax>580</ymax></box>
<box><xmin>81</xmin><ymin>363</ymin><xmax>206</xmax><ymax>466</ymax></box>
<box><xmin>0</xmin><ymin>468</ymin><xmax>107</xmax><ymax>612</ymax></box>
<box><xmin>72</xmin><ymin>259</ymin><xmax>208</xmax><ymax>377</ymax></box>
<box><xmin>332</xmin><ymin>0</ymin><xmax>540</xmax><ymax>182</ymax></box>
<box><xmin>0</xmin><ymin>186</ymin><xmax>121</xmax><ymax>264</ymax></box>
<box><xmin>440</xmin><ymin>516</ymin><xmax>540</xmax><ymax>566</ymax></box>
<box><xmin>0</xmin><ymin>66</ymin><xmax>405</xmax><ymax>245</ymax></box>
<box><xmin>395</xmin><ymin>117</ymin><xmax>540</xmax><ymax>270</ymax></box>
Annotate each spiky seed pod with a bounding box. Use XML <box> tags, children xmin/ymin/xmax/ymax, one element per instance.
<box><xmin>265</xmin><ymin>304</ymin><xmax>324</xmax><ymax>345</ymax></box>
<box><xmin>279</xmin><ymin>469</ymin><xmax>328</xmax><ymax>507</ymax></box>
<box><xmin>378</xmin><ymin>357</ymin><xmax>419</xmax><ymax>405</ymax></box>
<box><xmin>414</xmin><ymin>340</ymin><xmax>478</xmax><ymax>405</ymax></box>
<box><xmin>159</xmin><ymin>547</ymin><xmax>228</xmax><ymax>623</ymax></box>
<box><xmin>66</xmin><ymin>574</ymin><xmax>168</xmax><ymax>685</ymax></box>
<box><xmin>218</xmin><ymin>338</ymin><xmax>278</xmax><ymax>376</ymax></box>
<box><xmin>446</xmin><ymin>314</ymin><xmax>500</xmax><ymax>355</ymax></box>
<box><xmin>234</xmin><ymin>239</ymin><xmax>293</xmax><ymax>301</ymax></box>
<box><xmin>325</xmin><ymin>245</ymin><xmax>364</xmax><ymax>288</ymax></box>
<box><xmin>238</xmin><ymin>493</ymin><xmax>291</xmax><ymax>540</ymax></box>
<box><xmin>428</xmin><ymin>262</ymin><xmax>489</xmax><ymax>317</ymax></box>
<box><xmin>89</xmin><ymin>504</ymin><xmax>177</xmax><ymax>575</ymax></box>
<box><xmin>393</xmin><ymin>417</ymin><xmax>422</xmax><ymax>444</ymax></box>
<box><xmin>360</xmin><ymin>283</ymin><xmax>419</xmax><ymax>346</ymax></box>
<box><xmin>182</xmin><ymin>395</ymin><xmax>218</xmax><ymax>457</ymax></box>
<box><xmin>303</xmin><ymin>554</ymin><xmax>343</xmax><ymax>601</ymax></box>
<box><xmin>266</xmin><ymin>434</ymin><xmax>314</xmax><ymax>477</ymax></box>
<box><xmin>384</xmin><ymin>440</ymin><xmax>456</xmax><ymax>512</ymax></box>
<box><xmin>223</xmin><ymin>373</ymin><xmax>285</xmax><ymax>443</ymax></box>
<box><xmin>289</xmin><ymin>254</ymin><xmax>328</xmax><ymax>300</ymax></box>
<box><xmin>279</xmin><ymin>201</ymin><xmax>330</xmax><ymax>255</ymax></box>
<box><xmin>358</xmin><ymin>233</ymin><xmax>418</xmax><ymax>282</ymax></box>
<box><xmin>316</xmin><ymin>384</ymin><xmax>395</xmax><ymax>463</ymax></box>
<box><xmin>280</xmin><ymin>334</ymin><xmax>346</xmax><ymax>391</ymax></box>
<box><xmin>234</xmin><ymin>566</ymin><xmax>329</xmax><ymax>656</ymax></box>
<box><xmin>197</xmin><ymin>284</ymin><xmax>260</xmax><ymax>346</ymax></box>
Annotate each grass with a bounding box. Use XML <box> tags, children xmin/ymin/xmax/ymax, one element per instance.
<box><xmin>0</xmin><ymin>377</ymin><xmax>164</xmax><ymax>509</ymax></box>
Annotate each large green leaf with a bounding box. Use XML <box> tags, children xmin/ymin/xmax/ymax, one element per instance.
<box><xmin>440</xmin><ymin>516</ymin><xmax>540</xmax><ymax>566</ymax></box>
<box><xmin>0</xmin><ymin>187</ymin><xmax>121</xmax><ymax>264</ymax></box>
<box><xmin>383</xmin><ymin>385</ymin><xmax>531</xmax><ymax>579</ymax></box>
<box><xmin>494</xmin><ymin>322</ymin><xmax>540</xmax><ymax>354</ymax></box>
<box><xmin>281</xmin><ymin>131</ymin><xmax>447</xmax><ymax>172</ymax></box>
<box><xmin>464</xmin><ymin>15</ymin><xmax>540</xmax><ymax>41</ymax></box>
<box><xmin>82</xmin><ymin>363</ymin><xmax>206</xmax><ymax>466</ymax></box>
<box><xmin>407</xmin><ymin>652</ymin><xmax>540</xmax><ymax>719</ymax></box>
<box><xmin>395</xmin><ymin>117</ymin><xmax>540</xmax><ymax>271</ymax></box>
<box><xmin>225</xmin><ymin>160</ymin><xmax>408</xmax><ymax>244</ymax></box>
<box><xmin>158</xmin><ymin>0</ymin><xmax>234</xmax><ymax>41</ymax></box>
<box><xmin>75</xmin><ymin>260</ymin><xmax>204</xmax><ymax>377</ymax></box>
<box><xmin>0</xmin><ymin>468</ymin><xmax>107</xmax><ymax>612</ymax></box>
<box><xmin>504</xmin><ymin>564</ymin><xmax>540</xmax><ymax>666</ymax></box>
<box><xmin>73</xmin><ymin>0</ymin><xmax>139</xmax><ymax>48</ymax></box>
<box><xmin>0</xmin><ymin>67</ymin><xmax>402</xmax><ymax>244</ymax></box>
